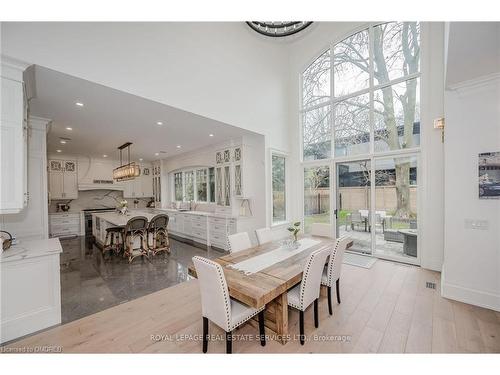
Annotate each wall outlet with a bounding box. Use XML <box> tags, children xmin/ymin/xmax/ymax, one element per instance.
<box><xmin>464</xmin><ymin>219</ymin><xmax>489</xmax><ymax>230</ymax></box>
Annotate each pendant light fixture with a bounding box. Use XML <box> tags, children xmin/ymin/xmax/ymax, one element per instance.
<box><xmin>113</xmin><ymin>142</ymin><xmax>140</xmax><ymax>181</ymax></box>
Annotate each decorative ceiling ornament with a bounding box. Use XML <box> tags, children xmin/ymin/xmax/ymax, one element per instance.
<box><xmin>246</xmin><ymin>21</ymin><xmax>313</xmax><ymax>37</ymax></box>
<box><xmin>113</xmin><ymin>142</ymin><xmax>141</xmax><ymax>181</ymax></box>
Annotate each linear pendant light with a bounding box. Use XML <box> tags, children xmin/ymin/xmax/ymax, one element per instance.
<box><xmin>113</xmin><ymin>142</ymin><xmax>140</xmax><ymax>181</ymax></box>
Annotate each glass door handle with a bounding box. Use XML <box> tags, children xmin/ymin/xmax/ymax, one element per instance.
<box><xmin>334</xmin><ymin>209</ymin><xmax>338</xmax><ymax>219</ymax></box>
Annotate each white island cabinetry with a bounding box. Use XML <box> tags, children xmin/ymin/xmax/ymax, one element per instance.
<box><xmin>162</xmin><ymin>209</ymin><xmax>236</xmax><ymax>251</ymax></box>
<box><xmin>0</xmin><ymin>238</ymin><xmax>62</xmax><ymax>344</ymax></box>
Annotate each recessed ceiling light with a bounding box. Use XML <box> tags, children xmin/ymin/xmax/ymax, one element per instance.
<box><xmin>176</xmin><ymin>145</ymin><xmax>181</xmax><ymax>149</ymax></box>
<box><xmin>60</xmin><ymin>140</ymin><xmax>67</xmax><ymax>144</ymax></box>
<box><xmin>103</xmin><ymin>155</ymin><xmax>108</xmax><ymax>158</ymax></box>
<box><xmin>139</xmin><ymin>158</ymin><xmax>143</xmax><ymax>161</ymax></box>
<box><xmin>155</xmin><ymin>152</ymin><xmax>159</xmax><ymax>156</ymax></box>
<box><xmin>75</xmin><ymin>102</ymin><xmax>84</xmax><ymax>107</ymax></box>
<box><xmin>156</xmin><ymin>121</ymin><xmax>163</xmax><ymax>125</ymax></box>
<box><xmin>66</xmin><ymin>127</ymin><xmax>73</xmax><ymax>131</ymax></box>
<box><xmin>209</xmin><ymin>133</ymin><xmax>214</xmax><ymax>137</ymax></box>
<box><xmin>56</xmin><ymin>149</ymin><xmax>62</xmax><ymax>153</ymax></box>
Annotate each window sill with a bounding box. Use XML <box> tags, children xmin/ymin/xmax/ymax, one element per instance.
<box><xmin>271</xmin><ymin>221</ymin><xmax>290</xmax><ymax>229</ymax></box>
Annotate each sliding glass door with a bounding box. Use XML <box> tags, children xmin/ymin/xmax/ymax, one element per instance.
<box><xmin>303</xmin><ymin>165</ymin><xmax>330</xmax><ymax>234</ymax></box>
<box><xmin>373</xmin><ymin>155</ymin><xmax>418</xmax><ymax>261</ymax></box>
<box><xmin>336</xmin><ymin>160</ymin><xmax>372</xmax><ymax>255</ymax></box>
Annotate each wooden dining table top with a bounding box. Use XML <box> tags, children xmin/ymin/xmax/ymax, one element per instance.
<box><xmin>188</xmin><ymin>235</ymin><xmax>342</xmax><ymax>309</ymax></box>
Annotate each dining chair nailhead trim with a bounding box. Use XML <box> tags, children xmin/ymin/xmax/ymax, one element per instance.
<box><xmin>193</xmin><ymin>256</ymin><xmax>232</xmax><ymax>331</ymax></box>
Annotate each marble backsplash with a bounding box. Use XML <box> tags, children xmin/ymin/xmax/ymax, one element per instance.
<box><xmin>49</xmin><ymin>190</ymin><xmax>152</xmax><ymax>213</ymax></box>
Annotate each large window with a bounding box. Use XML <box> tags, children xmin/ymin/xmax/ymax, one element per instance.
<box><xmin>272</xmin><ymin>154</ymin><xmax>286</xmax><ymax>224</ymax></box>
<box><xmin>301</xmin><ymin>22</ymin><xmax>420</xmax><ymax>160</ymax></box>
<box><xmin>301</xmin><ymin>22</ymin><xmax>421</xmax><ymax>262</ymax></box>
<box><xmin>172</xmin><ymin>167</ymin><xmax>215</xmax><ymax>203</ymax></box>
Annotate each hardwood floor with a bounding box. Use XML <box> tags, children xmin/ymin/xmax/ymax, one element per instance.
<box><xmin>4</xmin><ymin>260</ymin><xmax>500</xmax><ymax>353</ymax></box>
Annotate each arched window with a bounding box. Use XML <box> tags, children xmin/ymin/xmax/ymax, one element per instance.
<box><xmin>301</xmin><ymin>22</ymin><xmax>421</xmax><ymax>263</ymax></box>
<box><xmin>301</xmin><ymin>22</ymin><xmax>420</xmax><ymax>160</ymax></box>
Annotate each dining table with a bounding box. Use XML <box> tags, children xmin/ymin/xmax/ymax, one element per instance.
<box><xmin>188</xmin><ymin>235</ymin><xmax>351</xmax><ymax>344</ymax></box>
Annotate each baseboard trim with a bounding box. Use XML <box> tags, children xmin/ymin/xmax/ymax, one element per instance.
<box><xmin>441</xmin><ymin>275</ymin><xmax>500</xmax><ymax>312</ymax></box>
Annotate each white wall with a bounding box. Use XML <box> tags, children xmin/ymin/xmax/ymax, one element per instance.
<box><xmin>0</xmin><ymin>22</ymin><xmax>290</xmax><ymax>152</ymax></box>
<box><xmin>442</xmin><ymin>75</ymin><xmax>500</xmax><ymax>311</ymax></box>
<box><xmin>284</xmin><ymin>22</ymin><xmax>445</xmax><ymax>270</ymax></box>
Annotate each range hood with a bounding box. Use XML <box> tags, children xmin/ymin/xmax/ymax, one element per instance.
<box><xmin>78</xmin><ymin>179</ymin><xmax>124</xmax><ymax>191</ymax></box>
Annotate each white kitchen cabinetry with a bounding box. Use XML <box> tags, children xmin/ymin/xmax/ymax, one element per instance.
<box><xmin>123</xmin><ymin>166</ymin><xmax>153</xmax><ymax>198</ymax></box>
<box><xmin>214</xmin><ymin>146</ymin><xmax>245</xmax><ymax>206</ymax></box>
<box><xmin>49</xmin><ymin>213</ymin><xmax>81</xmax><ymax>238</ymax></box>
<box><xmin>208</xmin><ymin>216</ymin><xmax>237</xmax><ymax>251</ymax></box>
<box><xmin>1</xmin><ymin>117</ymin><xmax>50</xmax><ymax>240</ymax></box>
<box><xmin>0</xmin><ymin>58</ymin><xmax>29</xmax><ymax>214</ymax></box>
<box><xmin>0</xmin><ymin>238</ymin><xmax>62</xmax><ymax>344</ymax></box>
<box><xmin>163</xmin><ymin>209</ymin><xmax>236</xmax><ymax>251</ymax></box>
<box><xmin>48</xmin><ymin>159</ymin><xmax>78</xmax><ymax>199</ymax></box>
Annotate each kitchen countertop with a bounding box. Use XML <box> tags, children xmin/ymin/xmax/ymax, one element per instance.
<box><xmin>157</xmin><ymin>208</ymin><xmax>238</xmax><ymax>219</ymax></box>
<box><xmin>0</xmin><ymin>238</ymin><xmax>63</xmax><ymax>263</ymax></box>
<box><xmin>92</xmin><ymin>208</ymin><xmax>238</xmax><ymax>226</ymax></box>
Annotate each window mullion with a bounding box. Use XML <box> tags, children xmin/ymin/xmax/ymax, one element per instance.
<box><xmin>330</xmin><ymin>44</ymin><xmax>335</xmax><ymax>160</ymax></box>
<box><xmin>369</xmin><ymin>25</ymin><xmax>375</xmax><ymax>156</ymax></box>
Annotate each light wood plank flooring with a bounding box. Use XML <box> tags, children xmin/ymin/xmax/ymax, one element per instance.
<box><xmin>4</xmin><ymin>260</ymin><xmax>500</xmax><ymax>353</ymax></box>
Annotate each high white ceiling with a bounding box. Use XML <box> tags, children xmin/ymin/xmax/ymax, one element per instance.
<box><xmin>30</xmin><ymin>66</ymin><xmax>258</xmax><ymax>161</ymax></box>
<box><xmin>446</xmin><ymin>22</ymin><xmax>500</xmax><ymax>87</ymax></box>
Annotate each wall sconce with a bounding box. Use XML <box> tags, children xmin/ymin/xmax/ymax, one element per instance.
<box><xmin>434</xmin><ymin>117</ymin><xmax>445</xmax><ymax>143</ymax></box>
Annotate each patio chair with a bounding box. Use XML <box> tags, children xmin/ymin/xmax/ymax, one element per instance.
<box><xmin>347</xmin><ymin>212</ymin><xmax>364</xmax><ymax>232</ymax></box>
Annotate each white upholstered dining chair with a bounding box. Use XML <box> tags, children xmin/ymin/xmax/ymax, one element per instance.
<box><xmin>255</xmin><ymin>227</ymin><xmax>273</xmax><ymax>245</ymax></box>
<box><xmin>227</xmin><ymin>232</ymin><xmax>252</xmax><ymax>253</ymax></box>
<box><xmin>310</xmin><ymin>223</ymin><xmax>334</xmax><ymax>238</ymax></box>
<box><xmin>321</xmin><ymin>236</ymin><xmax>350</xmax><ymax>315</ymax></box>
<box><xmin>287</xmin><ymin>247</ymin><xmax>330</xmax><ymax>345</ymax></box>
<box><xmin>192</xmin><ymin>256</ymin><xmax>266</xmax><ymax>354</ymax></box>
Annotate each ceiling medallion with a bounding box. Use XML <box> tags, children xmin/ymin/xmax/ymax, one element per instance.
<box><xmin>246</xmin><ymin>21</ymin><xmax>313</xmax><ymax>37</ymax></box>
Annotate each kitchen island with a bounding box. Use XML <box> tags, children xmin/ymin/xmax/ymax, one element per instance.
<box><xmin>92</xmin><ymin>209</ymin><xmax>239</xmax><ymax>251</ymax></box>
<box><xmin>91</xmin><ymin>210</ymin><xmax>158</xmax><ymax>246</ymax></box>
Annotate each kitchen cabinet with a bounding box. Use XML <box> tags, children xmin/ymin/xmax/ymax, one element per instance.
<box><xmin>123</xmin><ymin>165</ymin><xmax>153</xmax><ymax>199</ymax></box>
<box><xmin>1</xmin><ymin>117</ymin><xmax>50</xmax><ymax>240</ymax></box>
<box><xmin>161</xmin><ymin>209</ymin><xmax>237</xmax><ymax>251</ymax></box>
<box><xmin>123</xmin><ymin>174</ymin><xmax>153</xmax><ymax>198</ymax></box>
<box><xmin>214</xmin><ymin>146</ymin><xmax>244</xmax><ymax>206</ymax></box>
<box><xmin>48</xmin><ymin>159</ymin><xmax>78</xmax><ymax>199</ymax></box>
<box><xmin>152</xmin><ymin>162</ymin><xmax>161</xmax><ymax>206</ymax></box>
<box><xmin>0</xmin><ymin>238</ymin><xmax>62</xmax><ymax>344</ymax></box>
<box><xmin>49</xmin><ymin>213</ymin><xmax>81</xmax><ymax>237</ymax></box>
<box><xmin>0</xmin><ymin>58</ymin><xmax>29</xmax><ymax>214</ymax></box>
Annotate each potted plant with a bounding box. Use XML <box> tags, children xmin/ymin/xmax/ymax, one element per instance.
<box><xmin>287</xmin><ymin>221</ymin><xmax>301</xmax><ymax>242</ymax></box>
<box><xmin>118</xmin><ymin>199</ymin><xmax>128</xmax><ymax>215</ymax></box>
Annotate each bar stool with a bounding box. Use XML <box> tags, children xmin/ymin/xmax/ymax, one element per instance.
<box><xmin>147</xmin><ymin>214</ymin><xmax>170</xmax><ymax>256</ymax></box>
<box><xmin>123</xmin><ymin>216</ymin><xmax>149</xmax><ymax>263</ymax></box>
<box><xmin>103</xmin><ymin>226</ymin><xmax>125</xmax><ymax>256</ymax></box>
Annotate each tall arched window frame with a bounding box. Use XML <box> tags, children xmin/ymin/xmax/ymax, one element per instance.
<box><xmin>300</xmin><ymin>22</ymin><xmax>421</xmax><ymax>264</ymax></box>
<box><xmin>301</xmin><ymin>22</ymin><xmax>421</xmax><ymax>161</ymax></box>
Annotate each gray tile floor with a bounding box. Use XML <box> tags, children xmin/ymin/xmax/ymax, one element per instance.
<box><xmin>59</xmin><ymin>236</ymin><xmax>223</xmax><ymax>324</ymax></box>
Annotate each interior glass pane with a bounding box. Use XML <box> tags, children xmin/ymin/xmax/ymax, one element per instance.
<box><xmin>174</xmin><ymin>172</ymin><xmax>183</xmax><ymax>201</ymax></box>
<box><xmin>208</xmin><ymin>167</ymin><xmax>215</xmax><ymax>203</ymax></box>
<box><xmin>334</xmin><ymin>93</ymin><xmax>370</xmax><ymax>157</ymax></box>
<box><xmin>304</xmin><ymin>166</ymin><xmax>330</xmax><ymax>233</ymax></box>
<box><xmin>272</xmin><ymin>155</ymin><xmax>286</xmax><ymax>223</ymax></box>
<box><xmin>333</xmin><ymin>29</ymin><xmax>370</xmax><ymax>97</ymax></box>
<box><xmin>373</xmin><ymin>22</ymin><xmax>420</xmax><ymax>85</ymax></box>
<box><xmin>302</xmin><ymin>105</ymin><xmax>332</xmax><ymax>161</ymax></box>
<box><xmin>302</xmin><ymin>50</ymin><xmax>331</xmax><ymax>109</ymax></box>
<box><xmin>374</xmin><ymin>156</ymin><xmax>418</xmax><ymax>260</ymax></box>
<box><xmin>185</xmin><ymin>171</ymin><xmax>194</xmax><ymax>201</ymax></box>
<box><xmin>196</xmin><ymin>169</ymin><xmax>207</xmax><ymax>202</ymax></box>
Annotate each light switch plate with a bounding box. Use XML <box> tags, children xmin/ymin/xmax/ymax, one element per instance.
<box><xmin>464</xmin><ymin>219</ymin><xmax>489</xmax><ymax>230</ymax></box>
